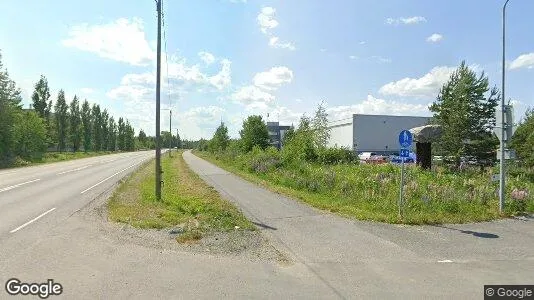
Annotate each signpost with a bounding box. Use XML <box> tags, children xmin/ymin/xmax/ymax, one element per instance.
<box><xmin>398</xmin><ymin>130</ymin><xmax>412</xmax><ymax>219</ymax></box>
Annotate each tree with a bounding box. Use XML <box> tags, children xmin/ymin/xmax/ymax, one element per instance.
<box><xmin>239</xmin><ymin>115</ymin><xmax>269</xmax><ymax>152</ymax></box>
<box><xmin>117</xmin><ymin>117</ymin><xmax>125</xmax><ymax>150</ymax></box>
<box><xmin>175</xmin><ymin>132</ymin><xmax>182</xmax><ymax>149</ymax></box>
<box><xmin>54</xmin><ymin>90</ymin><xmax>69</xmax><ymax>152</ymax></box>
<box><xmin>0</xmin><ymin>52</ymin><xmax>23</xmax><ymax>165</ymax></box>
<box><xmin>69</xmin><ymin>95</ymin><xmax>82</xmax><ymax>152</ymax></box>
<box><xmin>209</xmin><ymin>122</ymin><xmax>230</xmax><ymax>152</ymax></box>
<box><xmin>14</xmin><ymin>111</ymin><xmax>47</xmax><ymax>160</ymax></box>
<box><xmin>31</xmin><ymin>75</ymin><xmax>51</xmax><ymax>119</ymax></box>
<box><xmin>429</xmin><ymin>61</ymin><xmax>499</xmax><ymax>164</ymax></box>
<box><xmin>81</xmin><ymin>99</ymin><xmax>92</xmax><ymax>152</ymax></box>
<box><xmin>138</xmin><ymin>129</ymin><xmax>147</xmax><ymax>149</ymax></box>
<box><xmin>510</xmin><ymin>108</ymin><xmax>534</xmax><ymax>167</ymax></box>
<box><xmin>101</xmin><ymin>109</ymin><xmax>109</xmax><ymax>151</ymax></box>
<box><xmin>124</xmin><ymin>120</ymin><xmax>135</xmax><ymax>151</ymax></box>
<box><xmin>281</xmin><ymin>115</ymin><xmax>317</xmax><ymax>162</ymax></box>
<box><xmin>91</xmin><ymin>104</ymin><xmax>102</xmax><ymax>151</ymax></box>
<box><xmin>312</xmin><ymin>101</ymin><xmax>330</xmax><ymax>148</ymax></box>
<box><xmin>107</xmin><ymin>117</ymin><xmax>117</xmax><ymax>151</ymax></box>
<box><xmin>282</xmin><ymin>125</ymin><xmax>295</xmax><ymax>146</ymax></box>
<box><xmin>161</xmin><ymin>131</ymin><xmax>173</xmax><ymax>149</ymax></box>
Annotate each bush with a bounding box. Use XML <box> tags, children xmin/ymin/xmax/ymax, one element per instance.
<box><xmin>317</xmin><ymin>147</ymin><xmax>355</xmax><ymax>164</ymax></box>
<box><xmin>246</xmin><ymin>146</ymin><xmax>282</xmax><ymax>173</ymax></box>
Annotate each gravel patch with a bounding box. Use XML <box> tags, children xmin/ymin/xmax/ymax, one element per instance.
<box><xmin>72</xmin><ymin>177</ymin><xmax>292</xmax><ymax>266</ymax></box>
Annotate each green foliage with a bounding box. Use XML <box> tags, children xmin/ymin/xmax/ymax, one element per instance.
<box><xmin>316</xmin><ymin>146</ymin><xmax>356</xmax><ymax>164</ymax></box>
<box><xmin>282</xmin><ymin>115</ymin><xmax>317</xmax><ymax>163</ymax></box>
<box><xmin>69</xmin><ymin>95</ymin><xmax>82</xmax><ymax>152</ymax></box>
<box><xmin>81</xmin><ymin>99</ymin><xmax>92</xmax><ymax>152</ymax></box>
<box><xmin>31</xmin><ymin>75</ymin><xmax>50</xmax><ymax>120</ymax></box>
<box><xmin>54</xmin><ymin>90</ymin><xmax>69</xmax><ymax>152</ymax></box>
<box><xmin>138</xmin><ymin>129</ymin><xmax>148</xmax><ymax>148</ymax></box>
<box><xmin>0</xmin><ymin>53</ymin><xmax>22</xmax><ymax>166</ymax></box>
<box><xmin>13</xmin><ymin>111</ymin><xmax>47</xmax><ymax>160</ymax></box>
<box><xmin>312</xmin><ymin>101</ymin><xmax>330</xmax><ymax>148</ymax></box>
<box><xmin>239</xmin><ymin>115</ymin><xmax>270</xmax><ymax>152</ymax></box>
<box><xmin>197</xmin><ymin>138</ymin><xmax>209</xmax><ymax>151</ymax></box>
<box><xmin>91</xmin><ymin>104</ymin><xmax>102</xmax><ymax>151</ymax></box>
<box><xmin>429</xmin><ymin>61</ymin><xmax>499</xmax><ymax>164</ymax></box>
<box><xmin>209</xmin><ymin>122</ymin><xmax>230</xmax><ymax>152</ymax></box>
<box><xmin>510</xmin><ymin>108</ymin><xmax>534</xmax><ymax>167</ymax></box>
<box><xmin>200</xmin><ymin>149</ymin><xmax>534</xmax><ymax>224</ymax></box>
<box><xmin>107</xmin><ymin>116</ymin><xmax>117</xmax><ymax>151</ymax></box>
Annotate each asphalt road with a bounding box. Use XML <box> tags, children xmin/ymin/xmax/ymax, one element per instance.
<box><xmin>0</xmin><ymin>151</ymin><xmax>154</xmax><ymax>260</ymax></box>
<box><xmin>0</xmin><ymin>150</ymin><xmax>532</xmax><ymax>299</ymax></box>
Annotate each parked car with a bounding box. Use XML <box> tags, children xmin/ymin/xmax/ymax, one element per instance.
<box><xmin>358</xmin><ymin>152</ymin><xmax>387</xmax><ymax>164</ymax></box>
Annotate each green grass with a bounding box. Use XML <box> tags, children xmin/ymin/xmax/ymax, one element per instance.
<box><xmin>195</xmin><ymin>150</ymin><xmax>534</xmax><ymax>225</ymax></box>
<box><xmin>108</xmin><ymin>151</ymin><xmax>254</xmax><ymax>243</ymax></box>
<box><xmin>1</xmin><ymin>151</ymin><xmax>123</xmax><ymax>169</ymax></box>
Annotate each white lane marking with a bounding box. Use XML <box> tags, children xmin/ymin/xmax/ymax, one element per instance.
<box><xmin>0</xmin><ymin>179</ymin><xmax>41</xmax><ymax>193</ymax></box>
<box><xmin>80</xmin><ymin>161</ymin><xmax>143</xmax><ymax>194</ymax></box>
<box><xmin>438</xmin><ymin>260</ymin><xmax>453</xmax><ymax>263</ymax></box>
<box><xmin>10</xmin><ymin>207</ymin><xmax>56</xmax><ymax>233</ymax></box>
<box><xmin>57</xmin><ymin>165</ymin><xmax>92</xmax><ymax>175</ymax></box>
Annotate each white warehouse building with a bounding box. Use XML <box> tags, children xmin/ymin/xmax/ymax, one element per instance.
<box><xmin>327</xmin><ymin>114</ymin><xmax>432</xmax><ymax>155</ymax></box>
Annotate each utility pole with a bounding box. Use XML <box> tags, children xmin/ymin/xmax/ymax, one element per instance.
<box><xmin>169</xmin><ymin>109</ymin><xmax>172</xmax><ymax>157</ymax></box>
<box><xmin>155</xmin><ymin>0</ymin><xmax>162</xmax><ymax>201</ymax></box>
<box><xmin>499</xmin><ymin>0</ymin><xmax>510</xmax><ymax>213</ymax></box>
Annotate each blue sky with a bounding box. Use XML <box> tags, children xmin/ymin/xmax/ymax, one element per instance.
<box><xmin>1</xmin><ymin>0</ymin><xmax>533</xmax><ymax>139</ymax></box>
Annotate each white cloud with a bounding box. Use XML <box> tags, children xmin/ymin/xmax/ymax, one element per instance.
<box><xmin>359</xmin><ymin>41</ymin><xmax>366</xmax><ymax>45</ymax></box>
<box><xmin>427</xmin><ymin>33</ymin><xmax>443</xmax><ymax>43</ymax></box>
<box><xmin>198</xmin><ymin>51</ymin><xmax>215</xmax><ymax>65</ymax></box>
<box><xmin>269</xmin><ymin>36</ymin><xmax>296</xmax><ymax>51</ymax></box>
<box><xmin>208</xmin><ymin>59</ymin><xmax>232</xmax><ymax>90</ymax></box>
<box><xmin>320</xmin><ymin>48</ymin><xmax>327</xmax><ymax>52</ymax></box>
<box><xmin>253</xmin><ymin>66</ymin><xmax>293</xmax><ymax>90</ymax></box>
<box><xmin>327</xmin><ymin>95</ymin><xmax>430</xmax><ymax>121</ymax></box>
<box><xmin>257</xmin><ymin>6</ymin><xmax>295</xmax><ymax>51</ymax></box>
<box><xmin>510</xmin><ymin>52</ymin><xmax>534</xmax><ymax>70</ymax></box>
<box><xmin>349</xmin><ymin>55</ymin><xmax>358</xmax><ymax>60</ymax></box>
<box><xmin>258</xmin><ymin>7</ymin><xmax>278</xmax><ymax>34</ymax></box>
<box><xmin>230</xmin><ymin>85</ymin><xmax>275</xmax><ymax>106</ymax></box>
<box><xmin>372</xmin><ymin>56</ymin><xmax>392</xmax><ymax>63</ymax></box>
<box><xmin>379</xmin><ymin>66</ymin><xmax>456</xmax><ymax>98</ymax></box>
<box><xmin>62</xmin><ymin>18</ymin><xmax>155</xmax><ymax>66</ymax></box>
<box><xmin>228</xmin><ymin>0</ymin><xmax>247</xmax><ymax>3</ymax></box>
<box><xmin>80</xmin><ymin>88</ymin><xmax>94</xmax><ymax>94</ymax></box>
<box><xmin>386</xmin><ymin>16</ymin><xmax>427</xmax><ymax>25</ymax></box>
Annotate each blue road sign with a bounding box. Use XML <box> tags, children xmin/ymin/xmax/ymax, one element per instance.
<box><xmin>399</xmin><ymin>130</ymin><xmax>413</xmax><ymax>148</ymax></box>
<box><xmin>400</xmin><ymin>149</ymin><xmax>410</xmax><ymax>157</ymax></box>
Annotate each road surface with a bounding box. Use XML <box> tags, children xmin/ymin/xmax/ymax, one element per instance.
<box><xmin>0</xmin><ymin>150</ymin><xmax>532</xmax><ymax>299</ymax></box>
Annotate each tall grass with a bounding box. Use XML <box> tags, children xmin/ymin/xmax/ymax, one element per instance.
<box><xmin>197</xmin><ymin>148</ymin><xmax>533</xmax><ymax>224</ymax></box>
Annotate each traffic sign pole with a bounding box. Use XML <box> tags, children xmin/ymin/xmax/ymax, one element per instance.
<box><xmin>397</xmin><ymin>130</ymin><xmax>412</xmax><ymax>220</ymax></box>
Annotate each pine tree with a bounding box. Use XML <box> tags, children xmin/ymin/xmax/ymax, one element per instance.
<box><xmin>429</xmin><ymin>61</ymin><xmax>499</xmax><ymax>164</ymax></box>
<box><xmin>117</xmin><ymin>117</ymin><xmax>125</xmax><ymax>151</ymax></box>
<box><xmin>107</xmin><ymin>117</ymin><xmax>117</xmax><ymax>151</ymax></box>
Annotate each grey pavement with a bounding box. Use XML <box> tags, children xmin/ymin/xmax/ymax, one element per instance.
<box><xmin>182</xmin><ymin>150</ymin><xmax>534</xmax><ymax>299</ymax></box>
<box><xmin>0</xmin><ymin>150</ymin><xmax>532</xmax><ymax>299</ymax></box>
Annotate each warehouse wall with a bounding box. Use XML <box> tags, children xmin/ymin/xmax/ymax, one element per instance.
<box><xmin>327</xmin><ymin>118</ymin><xmax>354</xmax><ymax>149</ymax></box>
<box><xmin>353</xmin><ymin>114</ymin><xmax>431</xmax><ymax>154</ymax></box>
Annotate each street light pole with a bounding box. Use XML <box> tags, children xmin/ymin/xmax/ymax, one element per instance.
<box><xmin>169</xmin><ymin>110</ymin><xmax>172</xmax><ymax>157</ymax></box>
<box><xmin>155</xmin><ymin>0</ymin><xmax>162</xmax><ymax>201</ymax></box>
<box><xmin>499</xmin><ymin>0</ymin><xmax>510</xmax><ymax>213</ymax></box>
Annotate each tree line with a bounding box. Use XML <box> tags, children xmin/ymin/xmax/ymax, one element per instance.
<box><xmin>200</xmin><ymin>61</ymin><xmax>534</xmax><ymax>169</ymax></box>
<box><xmin>0</xmin><ymin>52</ymin><xmax>138</xmax><ymax>167</ymax></box>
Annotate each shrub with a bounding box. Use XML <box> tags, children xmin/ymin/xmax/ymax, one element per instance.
<box><xmin>246</xmin><ymin>146</ymin><xmax>282</xmax><ymax>174</ymax></box>
<box><xmin>317</xmin><ymin>147</ymin><xmax>355</xmax><ymax>164</ymax></box>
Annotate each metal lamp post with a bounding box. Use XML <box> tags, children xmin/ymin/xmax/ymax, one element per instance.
<box><xmin>499</xmin><ymin>0</ymin><xmax>511</xmax><ymax>213</ymax></box>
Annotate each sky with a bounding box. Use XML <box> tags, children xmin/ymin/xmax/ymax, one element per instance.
<box><xmin>0</xmin><ymin>0</ymin><xmax>533</xmax><ymax>140</ymax></box>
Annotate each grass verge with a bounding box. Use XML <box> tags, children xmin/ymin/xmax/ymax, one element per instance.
<box><xmin>108</xmin><ymin>150</ymin><xmax>254</xmax><ymax>243</ymax></box>
<box><xmin>1</xmin><ymin>151</ymin><xmax>127</xmax><ymax>169</ymax></box>
<box><xmin>194</xmin><ymin>150</ymin><xmax>534</xmax><ymax>225</ymax></box>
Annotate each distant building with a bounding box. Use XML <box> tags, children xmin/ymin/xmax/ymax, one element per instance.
<box><xmin>327</xmin><ymin>114</ymin><xmax>431</xmax><ymax>155</ymax></box>
<box><xmin>267</xmin><ymin>122</ymin><xmax>291</xmax><ymax>149</ymax></box>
